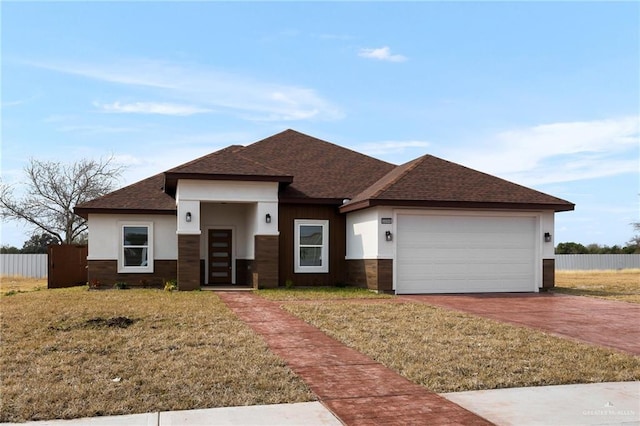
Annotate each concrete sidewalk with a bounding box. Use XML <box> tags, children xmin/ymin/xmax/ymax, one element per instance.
<box><xmin>442</xmin><ymin>381</ymin><xmax>640</xmax><ymax>426</ymax></box>
<box><xmin>3</xmin><ymin>382</ymin><xmax>638</xmax><ymax>425</ymax></box>
<box><xmin>0</xmin><ymin>402</ymin><xmax>342</xmax><ymax>426</ymax></box>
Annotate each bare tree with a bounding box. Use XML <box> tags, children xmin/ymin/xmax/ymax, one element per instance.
<box><xmin>0</xmin><ymin>157</ymin><xmax>124</xmax><ymax>244</ymax></box>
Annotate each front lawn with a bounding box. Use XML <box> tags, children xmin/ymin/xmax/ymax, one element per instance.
<box><xmin>0</xmin><ymin>275</ymin><xmax>46</xmax><ymax>294</ymax></box>
<box><xmin>256</xmin><ymin>286</ymin><xmax>391</xmax><ymax>300</ymax></box>
<box><xmin>555</xmin><ymin>269</ymin><xmax>640</xmax><ymax>303</ymax></box>
<box><xmin>283</xmin><ymin>301</ymin><xmax>640</xmax><ymax>393</ymax></box>
<box><xmin>0</xmin><ymin>287</ymin><xmax>314</xmax><ymax>423</ymax></box>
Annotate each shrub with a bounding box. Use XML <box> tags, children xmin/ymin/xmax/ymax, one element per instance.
<box><xmin>113</xmin><ymin>282</ymin><xmax>128</xmax><ymax>290</ymax></box>
<box><xmin>164</xmin><ymin>279</ymin><xmax>178</xmax><ymax>292</ymax></box>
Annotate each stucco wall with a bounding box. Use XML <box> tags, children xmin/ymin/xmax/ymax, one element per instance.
<box><xmin>345</xmin><ymin>206</ymin><xmax>394</xmax><ymax>260</ymax></box>
<box><xmin>541</xmin><ymin>210</ymin><xmax>555</xmax><ymax>258</ymax></box>
<box><xmin>87</xmin><ymin>214</ymin><xmax>178</xmax><ymax>260</ymax></box>
<box><xmin>176</xmin><ymin>180</ymin><xmax>279</xmax><ymax>237</ymax></box>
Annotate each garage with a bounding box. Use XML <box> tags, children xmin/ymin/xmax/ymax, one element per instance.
<box><xmin>396</xmin><ymin>212</ymin><xmax>538</xmax><ymax>294</ymax></box>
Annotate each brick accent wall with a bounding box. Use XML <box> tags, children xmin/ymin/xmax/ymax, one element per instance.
<box><xmin>254</xmin><ymin>235</ymin><xmax>278</xmax><ymax>288</ymax></box>
<box><xmin>346</xmin><ymin>259</ymin><xmax>393</xmax><ymax>293</ymax></box>
<box><xmin>542</xmin><ymin>258</ymin><xmax>555</xmax><ymax>291</ymax></box>
<box><xmin>87</xmin><ymin>260</ymin><xmax>177</xmax><ymax>288</ymax></box>
<box><xmin>178</xmin><ymin>234</ymin><xmax>201</xmax><ymax>290</ymax></box>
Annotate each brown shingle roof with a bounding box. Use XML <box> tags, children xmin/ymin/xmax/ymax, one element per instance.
<box><xmin>75</xmin><ymin>129</ymin><xmax>574</xmax><ymax>215</ymax></box>
<box><xmin>239</xmin><ymin>130</ymin><xmax>395</xmax><ymax>200</ymax></box>
<box><xmin>163</xmin><ymin>145</ymin><xmax>293</xmax><ymax>195</ymax></box>
<box><xmin>341</xmin><ymin>155</ymin><xmax>575</xmax><ymax>212</ymax></box>
<box><xmin>74</xmin><ymin>173</ymin><xmax>176</xmax><ymax>218</ymax></box>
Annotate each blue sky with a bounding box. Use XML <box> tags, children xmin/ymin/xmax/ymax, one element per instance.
<box><xmin>1</xmin><ymin>1</ymin><xmax>638</xmax><ymax>248</ymax></box>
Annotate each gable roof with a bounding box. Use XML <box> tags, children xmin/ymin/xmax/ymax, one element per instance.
<box><xmin>238</xmin><ymin>130</ymin><xmax>395</xmax><ymax>201</ymax></box>
<box><xmin>163</xmin><ymin>145</ymin><xmax>294</xmax><ymax>195</ymax></box>
<box><xmin>341</xmin><ymin>155</ymin><xmax>574</xmax><ymax>213</ymax></box>
<box><xmin>74</xmin><ymin>129</ymin><xmax>574</xmax><ymax>216</ymax></box>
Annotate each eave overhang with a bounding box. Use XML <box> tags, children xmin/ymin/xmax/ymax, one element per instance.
<box><xmin>339</xmin><ymin>199</ymin><xmax>576</xmax><ymax>214</ymax></box>
<box><xmin>164</xmin><ymin>172</ymin><xmax>294</xmax><ymax>196</ymax></box>
<box><xmin>74</xmin><ymin>207</ymin><xmax>177</xmax><ymax>220</ymax></box>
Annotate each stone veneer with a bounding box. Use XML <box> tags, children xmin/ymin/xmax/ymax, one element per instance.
<box><xmin>346</xmin><ymin>259</ymin><xmax>393</xmax><ymax>293</ymax></box>
<box><xmin>87</xmin><ymin>260</ymin><xmax>177</xmax><ymax>288</ymax></box>
<box><xmin>254</xmin><ymin>235</ymin><xmax>278</xmax><ymax>288</ymax></box>
<box><xmin>178</xmin><ymin>234</ymin><xmax>200</xmax><ymax>290</ymax></box>
<box><xmin>542</xmin><ymin>258</ymin><xmax>555</xmax><ymax>291</ymax></box>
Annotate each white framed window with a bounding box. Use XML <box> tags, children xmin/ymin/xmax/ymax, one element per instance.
<box><xmin>118</xmin><ymin>222</ymin><xmax>153</xmax><ymax>273</ymax></box>
<box><xmin>294</xmin><ymin>219</ymin><xmax>329</xmax><ymax>273</ymax></box>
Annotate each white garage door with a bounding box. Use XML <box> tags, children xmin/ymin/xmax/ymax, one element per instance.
<box><xmin>396</xmin><ymin>213</ymin><xmax>537</xmax><ymax>294</ymax></box>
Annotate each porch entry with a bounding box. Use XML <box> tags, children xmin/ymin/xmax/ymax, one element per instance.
<box><xmin>208</xmin><ymin>229</ymin><xmax>232</xmax><ymax>284</ymax></box>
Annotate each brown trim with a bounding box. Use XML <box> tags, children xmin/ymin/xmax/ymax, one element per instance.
<box><xmin>278</xmin><ymin>197</ymin><xmax>345</xmax><ymax>205</ymax></box>
<box><xmin>75</xmin><ymin>208</ymin><xmax>176</xmax><ymax>219</ymax></box>
<box><xmin>340</xmin><ymin>199</ymin><xmax>575</xmax><ymax>213</ymax></box>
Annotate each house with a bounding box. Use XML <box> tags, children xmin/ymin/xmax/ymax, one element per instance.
<box><xmin>74</xmin><ymin>129</ymin><xmax>574</xmax><ymax>294</ymax></box>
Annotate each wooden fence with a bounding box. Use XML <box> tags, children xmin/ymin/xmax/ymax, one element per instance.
<box><xmin>0</xmin><ymin>254</ymin><xmax>48</xmax><ymax>278</ymax></box>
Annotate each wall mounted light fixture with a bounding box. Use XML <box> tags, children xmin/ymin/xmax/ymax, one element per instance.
<box><xmin>385</xmin><ymin>230</ymin><xmax>393</xmax><ymax>242</ymax></box>
<box><xmin>265</xmin><ymin>213</ymin><xmax>271</xmax><ymax>224</ymax></box>
<box><xmin>186</xmin><ymin>212</ymin><xmax>192</xmax><ymax>222</ymax></box>
<box><xmin>544</xmin><ymin>232</ymin><xmax>552</xmax><ymax>243</ymax></box>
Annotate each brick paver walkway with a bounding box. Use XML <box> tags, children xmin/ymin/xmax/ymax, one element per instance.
<box><xmin>217</xmin><ymin>292</ymin><xmax>492</xmax><ymax>426</ymax></box>
<box><xmin>400</xmin><ymin>293</ymin><xmax>640</xmax><ymax>355</ymax></box>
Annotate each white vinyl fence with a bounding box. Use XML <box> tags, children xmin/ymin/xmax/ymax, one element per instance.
<box><xmin>0</xmin><ymin>254</ymin><xmax>48</xmax><ymax>278</ymax></box>
<box><xmin>555</xmin><ymin>254</ymin><xmax>640</xmax><ymax>271</ymax></box>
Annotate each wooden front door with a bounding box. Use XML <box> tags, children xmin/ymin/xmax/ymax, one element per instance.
<box><xmin>208</xmin><ymin>229</ymin><xmax>233</xmax><ymax>284</ymax></box>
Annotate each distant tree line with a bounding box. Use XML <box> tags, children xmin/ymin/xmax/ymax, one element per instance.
<box><xmin>0</xmin><ymin>233</ymin><xmax>59</xmax><ymax>254</ymax></box>
<box><xmin>556</xmin><ymin>222</ymin><xmax>640</xmax><ymax>254</ymax></box>
<box><xmin>555</xmin><ymin>242</ymin><xmax>638</xmax><ymax>254</ymax></box>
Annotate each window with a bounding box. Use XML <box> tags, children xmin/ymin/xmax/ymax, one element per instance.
<box><xmin>118</xmin><ymin>222</ymin><xmax>153</xmax><ymax>273</ymax></box>
<box><xmin>294</xmin><ymin>219</ymin><xmax>328</xmax><ymax>273</ymax></box>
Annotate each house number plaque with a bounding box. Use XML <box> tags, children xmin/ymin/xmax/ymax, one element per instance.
<box><xmin>381</xmin><ymin>218</ymin><xmax>393</xmax><ymax>224</ymax></box>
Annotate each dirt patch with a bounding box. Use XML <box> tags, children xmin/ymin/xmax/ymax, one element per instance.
<box><xmin>84</xmin><ymin>317</ymin><xmax>136</xmax><ymax>329</ymax></box>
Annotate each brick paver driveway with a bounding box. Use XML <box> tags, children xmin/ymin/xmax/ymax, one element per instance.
<box><xmin>400</xmin><ymin>293</ymin><xmax>640</xmax><ymax>355</ymax></box>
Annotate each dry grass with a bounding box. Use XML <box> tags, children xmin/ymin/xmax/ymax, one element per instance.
<box><xmin>0</xmin><ymin>287</ymin><xmax>314</xmax><ymax>423</ymax></box>
<box><xmin>0</xmin><ymin>275</ymin><xmax>47</xmax><ymax>294</ymax></box>
<box><xmin>256</xmin><ymin>286</ymin><xmax>391</xmax><ymax>301</ymax></box>
<box><xmin>284</xmin><ymin>301</ymin><xmax>640</xmax><ymax>393</ymax></box>
<box><xmin>555</xmin><ymin>269</ymin><xmax>640</xmax><ymax>303</ymax></box>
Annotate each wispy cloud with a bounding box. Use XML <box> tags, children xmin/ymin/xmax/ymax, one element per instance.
<box><xmin>0</xmin><ymin>96</ymin><xmax>37</xmax><ymax>109</ymax></box>
<box><xmin>358</xmin><ymin>46</ymin><xmax>407</xmax><ymax>62</ymax></box>
<box><xmin>28</xmin><ymin>58</ymin><xmax>343</xmax><ymax>122</ymax></box>
<box><xmin>95</xmin><ymin>101</ymin><xmax>212</xmax><ymax>116</ymax></box>
<box><xmin>445</xmin><ymin>116</ymin><xmax>639</xmax><ymax>185</ymax></box>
